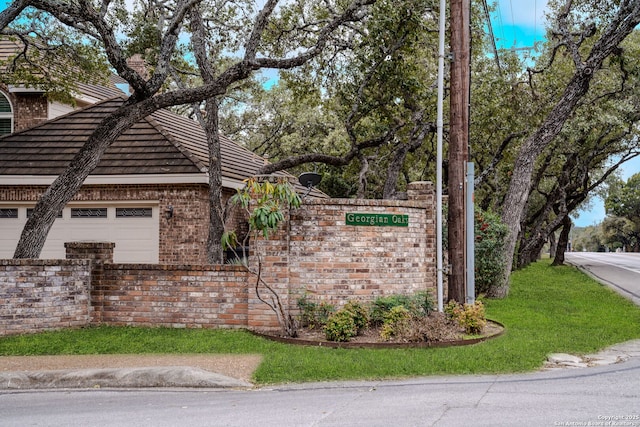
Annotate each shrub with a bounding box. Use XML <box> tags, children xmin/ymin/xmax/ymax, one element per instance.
<box><xmin>370</xmin><ymin>292</ymin><xmax>435</xmax><ymax>326</ymax></box>
<box><xmin>380</xmin><ymin>306</ymin><xmax>411</xmax><ymax>341</ymax></box>
<box><xmin>343</xmin><ymin>301</ymin><xmax>369</xmax><ymax>332</ymax></box>
<box><xmin>392</xmin><ymin>312</ymin><xmax>461</xmax><ymax>343</ymax></box>
<box><xmin>474</xmin><ymin>208</ymin><xmax>508</xmax><ymax>295</ymax></box>
<box><xmin>412</xmin><ymin>291</ymin><xmax>436</xmax><ymax>316</ymax></box>
<box><xmin>419</xmin><ymin>312</ymin><xmax>462</xmax><ymax>342</ymax></box>
<box><xmin>296</xmin><ymin>295</ymin><xmax>335</xmax><ymax>329</ymax></box>
<box><xmin>324</xmin><ymin>309</ymin><xmax>358</xmax><ymax>342</ymax></box>
<box><xmin>297</xmin><ymin>294</ymin><xmax>317</xmax><ymax>328</ymax></box>
<box><xmin>317</xmin><ymin>302</ymin><xmax>336</xmax><ymax>327</ymax></box>
<box><xmin>445</xmin><ymin>300</ymin><xmax>487</xmax><ymax>335</ymax></box>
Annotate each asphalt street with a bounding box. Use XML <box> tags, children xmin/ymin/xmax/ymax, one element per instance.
<box><xmin>1</xmin><ymin>355</ymin><xmax>639</xmax><ymax>427</ymax></box>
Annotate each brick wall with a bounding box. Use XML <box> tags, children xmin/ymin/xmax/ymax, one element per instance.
<box><xmin>251</xmin><ymin>181</ymin><xmax>436</xmax><ymax>324</ymax></box>
<box><xmin>0</xmin><ymin>259</ymin><xmax>91</xmax><ymax>336</ymax></box>
<box><xmin>65</xmin><ymin>241</ymin><xmax>115</xmax><ymax>324</ymax></box>
<box><xmin>12</xmin><ymin>93</ymin><xmax>49</xmax><ymax>132</ymax></box>
<box><xmin>0</xmin><ymin>182</ymin><xmax>439</xmax><ymax>334</ymax></box>
<box><xmin>95</xmin><ymin>263</ymin><xmax>250</xmax><ymax>328</ymax></box>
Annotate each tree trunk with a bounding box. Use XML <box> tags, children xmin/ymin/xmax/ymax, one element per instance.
<box><xmin>497</xmin><ymin>4</ymin><xmax>640</xmax><ymax>297</ymax></box>
<box><xmin>190</xmin><ymin>6</ymin><xmax>225</xmax><ymax>264</ymax></box>
<box><xmin>382</xmin><ymin>145</ymin><xmax>407</xmax><ymax>199</ymax></box>
<box><xmin>518</xmin><ymin>235</ymin><xmax>546</xmax><ymax>268</ymax></box>
<box><xmin>205</xmin><ymin>100</ymin><xmax>225</xmax><ymax>264</ymax></box>
<box><xmin>552</xmin><ymin>216</ymin><xmax>572</xmax><ymax>266</ymax></box>
<box><xmin>548</xmin><ymin>231</ymin><xmax>557</xmax><ymax>260</ymax></box>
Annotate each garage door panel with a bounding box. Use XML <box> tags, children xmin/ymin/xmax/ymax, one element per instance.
<box><xmin>0</xmin><ymin>218</ymin><xmax>20</xmax><ymax>258</ymax></box>
<box><xmin>0</xmin><ymin>205</ymin><xmax>159</xmax><ymax>263</ymax></box>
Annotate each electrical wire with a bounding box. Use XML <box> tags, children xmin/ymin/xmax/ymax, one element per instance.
<box><xmin>482</xmin><ymin>0</ymin><xmax>502</xmax><ymax>74</ymax></box>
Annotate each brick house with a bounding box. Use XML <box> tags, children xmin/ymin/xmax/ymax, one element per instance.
<box><xmin>0</xmin><ymin>39</ymin><xmax>314</xmax><ymax>264</ymax></box>
<box><xmin>0</xmin><ymin>39</ymin><xmax>440</xmax><ymax>335</ymax></box>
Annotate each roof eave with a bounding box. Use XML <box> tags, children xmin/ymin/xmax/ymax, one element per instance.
<box><xmin>0</xmin><ymin>174</ymin><xmax>245</xmax><ymax>189</ymax></box>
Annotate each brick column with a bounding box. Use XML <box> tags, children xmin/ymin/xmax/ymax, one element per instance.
<box><xmin>65</xmin><ymin>242</ymin><xmax>115</xmax><ymax>324</ymax></box>
<box><xmin>407</xmin><ymin>181</ymin><xmax>435</xmax><ymax>203</ymax></box>
<box><xmin>407</xmin><ymin>182</ymin><xmax>438</xmax><ymax>293</ymax></box>
<box><xmin>65</xmin><ymin>242</ymin><xmax>115</xmax><ymax>263</ymax></box>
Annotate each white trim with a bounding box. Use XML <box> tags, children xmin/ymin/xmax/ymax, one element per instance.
<box><xmin>0</xmin><ymin>200</ymin><xmax>158</xmax><ymax>208</ymax></box>
<box><xmin>7</xmin><ymin>85</ymin><xmax>45</xmax><ymax>94</ymax></box>
<box><xmin>8</xmin><ymin>86</ymin><xmax>110</xmax><ymax>105</ymax></box>
<box><xmin>0</xmin><ymin>174</ymin><xmax>246</xmax><ymax>189</ymax></box>
<box><xmin>222</xmin><ymin>178</ymin><xmax>247</xmax><ymax>190</ymax></box>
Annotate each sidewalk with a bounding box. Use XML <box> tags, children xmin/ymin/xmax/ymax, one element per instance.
<box><xmin>1</xmin><ymin>340</ymin><xmax>639</xmax><ymax>390</ymax></box>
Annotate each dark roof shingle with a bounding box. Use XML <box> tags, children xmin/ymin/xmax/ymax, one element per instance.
<box><xmin>0</xmin><ymin>97</ymin><xmax>280</xmax><ymax>186</ymax></box>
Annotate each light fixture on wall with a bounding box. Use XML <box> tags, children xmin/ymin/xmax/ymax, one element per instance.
<box><xmin>165</xmin><ymin>205</ymin><xmax>174</xmax><ymax>219</ymax></box>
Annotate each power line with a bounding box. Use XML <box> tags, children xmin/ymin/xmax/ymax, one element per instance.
<box><xmin>482</xmin><ymin>0</ymin><xmax>502</xmax><ymax>74</ymax></box>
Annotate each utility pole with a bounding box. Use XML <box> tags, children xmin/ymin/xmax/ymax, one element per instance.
<box><xmin>448</xmin><ymin>0</ymin><xmax>470</xmax><ymax>303</ymax></box>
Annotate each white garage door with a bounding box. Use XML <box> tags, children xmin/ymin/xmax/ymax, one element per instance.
<box><xmin>0</xmin><ymin>203</ymin><xmax>159</xmax><ymax>263</ymax></box>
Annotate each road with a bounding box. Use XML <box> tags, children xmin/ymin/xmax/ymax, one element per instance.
<box><xmin>1</xmin><ymin>359</ymin><xmax>639</xmax><ymax>426</ymax></box>
<box><xmin>565</xmin><ymin>252</ymin><xmax>640</xmax><ymax>306</ymax></box>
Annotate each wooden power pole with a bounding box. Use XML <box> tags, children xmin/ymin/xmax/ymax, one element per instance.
<box><xmin>448</xmin><ymin>0</ymin><xmax>470</xmax><ymax>303</ymax></box>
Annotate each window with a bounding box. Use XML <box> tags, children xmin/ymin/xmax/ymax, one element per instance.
<box><xmin>71</xmin><ymin>208</ymin><xmax>107</xmax><ymax>218</ymax></box>
<box><xmin>116</xmin><ymin>207</ymin><xmax>153</xmax><ymax>218</ymax></box>
<box><xmin>0</xmin><ymin>208</ymin><xmax>18</xmax><ymax>218</ymax></box>
<box><xmin>0</xmin><ymin>92</ymin><xmax>13</xmax><ymax>136</ymax></box>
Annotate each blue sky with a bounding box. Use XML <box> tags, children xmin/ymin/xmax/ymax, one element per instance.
<box><xmin>492</xmin><ymin>0</ymin><xmax>640</xmax><ymax>226</ymax></box>
<box><xmin>492</xmin><ymin>0</ymin><xmax>548</xmax><ymax>51</ymax></box>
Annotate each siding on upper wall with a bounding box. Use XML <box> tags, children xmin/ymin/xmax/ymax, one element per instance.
<box><xmin>48</xmin><ymin>101</ymin><xmax>74</xmax><ymax>120</ymax></box>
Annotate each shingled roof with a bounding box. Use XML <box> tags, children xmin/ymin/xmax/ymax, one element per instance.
<box><xmin>0</xmin><ymin>96</ymin><xmax>277</xmax><ymax>187</ymax></box>
<box><xmin>1</xmin><ymin>37</ymin><xmax>126</xmax><ymax>102</ymax></box>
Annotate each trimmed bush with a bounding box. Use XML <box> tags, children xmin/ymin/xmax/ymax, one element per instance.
<box><xmin>380</xmin><ymin>306</ymin><xmax>411</xmax><ymax>341</ymax></box>
<box><xmin>343</xmin><ymin>301</ymin><xmax>369</xmax><ymax>332</ymax></box>
<box><xmin>370</xmin><ymin>292</ymin><xmax>434</xmax><ymax>326</ymax></box>
<box><xmin>324</xmin><ymin>309</ymin><xmax>358</xmax><ymax>342</ymax></box>
<box><xmin>297</xmin><ymin>295</ymin><xmax>335</xmax><ymax>329</ymax></box>
<box><xmin>445</xmin><ymin>300</ymin><xmax>487</xmax><ymax>334</ymax></box>
<box><xmin>393</xmin><ymin>312</ymin><xmax>461</xmax><ymax>342</ymax></box>
<box><xmin>474</xmin><ymin>208</ymin><xmax>508</xmax><ymax>295</ymax></box>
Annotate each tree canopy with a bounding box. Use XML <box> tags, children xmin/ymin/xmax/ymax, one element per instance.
<box><xmin>3</xmin><ymin>0</ymin><xmax>640</xmax><ymax>293</ymax></box>
<box><xmin>1</xmin><ymin>0</ymin><xmax>377</xmax><ymax>261</ymax></box>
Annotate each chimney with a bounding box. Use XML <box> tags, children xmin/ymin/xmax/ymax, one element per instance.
<box><xmin>126</xmin><ymin>54</ymin><xmax>149</xmax><ymax>80</ymax></box>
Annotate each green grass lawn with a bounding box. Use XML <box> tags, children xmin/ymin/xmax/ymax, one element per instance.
<box><xmin>1</xmin><ymin>260</ymin><xmax>639</xmax><ymax>384</ymax></box>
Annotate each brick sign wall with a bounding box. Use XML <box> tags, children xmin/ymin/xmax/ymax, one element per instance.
<box><xmin>253</xmin><ymin>181</ymin><xmax>436</xmax><ymax>317</ymax></box>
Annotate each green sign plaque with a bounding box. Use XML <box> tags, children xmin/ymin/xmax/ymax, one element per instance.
<box><xmin>345</xmin><ymin>212</ymin><xmax>409</xmax><ymax>227</ymax></box>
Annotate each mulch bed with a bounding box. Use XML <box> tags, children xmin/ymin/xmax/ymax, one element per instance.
<box><xmin>252</xmin><ymin>319</ymin><xmax>504</xmax><ymax>349</ymax></box>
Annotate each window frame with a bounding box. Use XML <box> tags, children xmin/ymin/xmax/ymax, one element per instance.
<box><xmin>0</xmin><ymin>91</ymin><xmax>14</xmax><ymax>136</ymax></box>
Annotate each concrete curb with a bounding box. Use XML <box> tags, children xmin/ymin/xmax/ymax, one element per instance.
<box><xmin>0</xmin><ymin>366</ymin><xmax>253</xmax><ymax>390</ymax></box>
<box><xmin>543</xmin><ymin>339</ymin><xmax>640</xmax><ymax>370</ymax></box>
